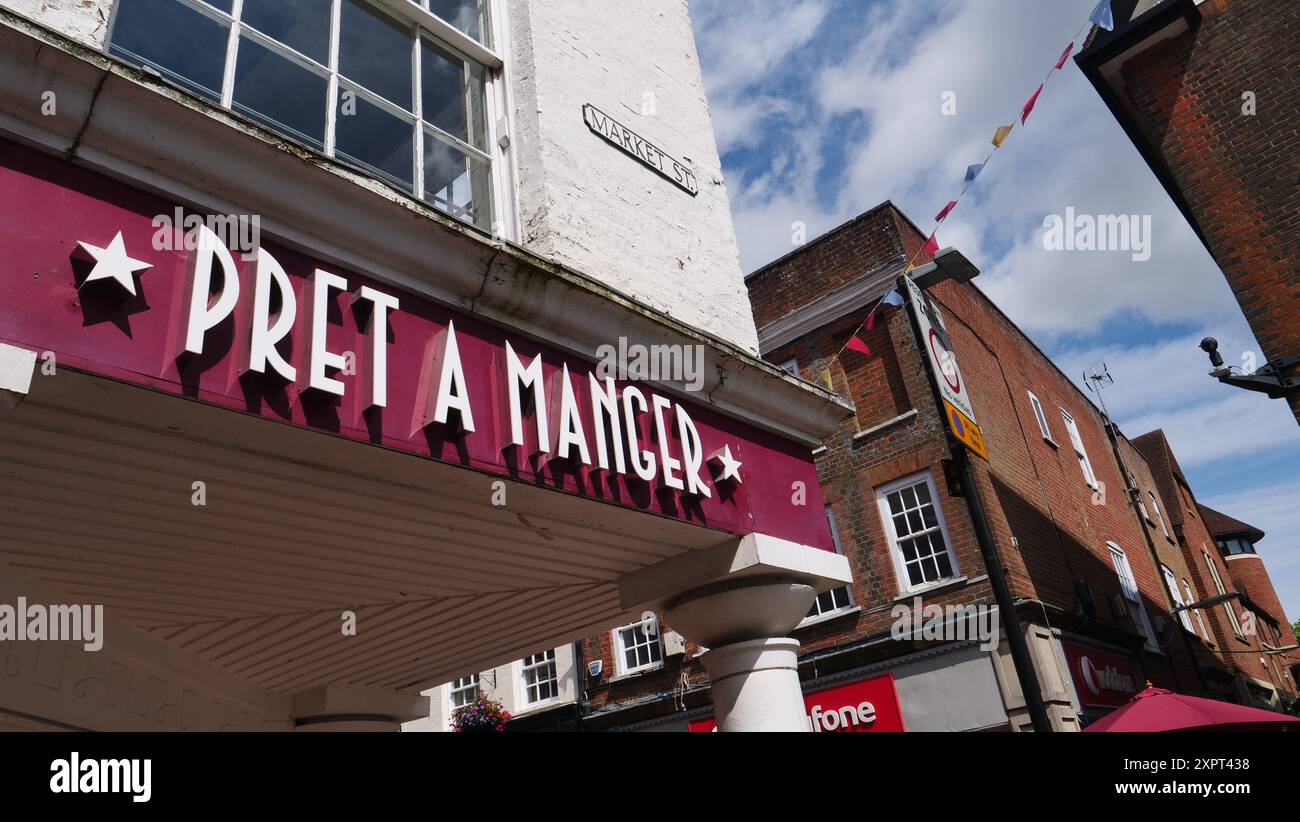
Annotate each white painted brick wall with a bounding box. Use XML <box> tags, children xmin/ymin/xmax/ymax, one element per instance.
<box><xmin>507</xmin><ymin>0</ymin><xmax>758</xmax><ymax>352</ymax></box>
<box><xmin>4</xmin><ymin>0</ymin><xmax>759</xmax><ymax>350</ymax></box>
<box><xmin>0</xmin><ymin>0</ymin><xmax>113</xmax><ymax>48</ymax></box>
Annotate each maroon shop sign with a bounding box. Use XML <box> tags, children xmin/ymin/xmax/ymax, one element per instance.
<box><xmin>1063</xmin><ymin>642</ymin><xmax>1139</xmax><ymax>709</ymax></box>
<box><xmin>0</xmin><ymin>140</ymin><xmax>830</xmax><ymax>548</ymax></box>
<box><xmin>688</xmin><ymin>673</ymin><xmax>906</xmax><ymax>732</ymax></box>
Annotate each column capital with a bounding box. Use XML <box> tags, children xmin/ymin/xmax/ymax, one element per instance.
<box><xmin>617</xmin><ymin>531</ymin><xmax>850</xmax><ymax>613</ymax></box>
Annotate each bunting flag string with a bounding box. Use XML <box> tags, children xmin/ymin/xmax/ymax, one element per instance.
<box><xmin>822</xmin><ymin>1</ymin><xmax>1117</xmax><ymax>377</ymax></box>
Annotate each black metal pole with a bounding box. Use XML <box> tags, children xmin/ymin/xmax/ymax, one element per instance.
<box><xmin>899</xmin><ymin>275</ymin><xmax>1053</xmax><ymax>732</ymax></box>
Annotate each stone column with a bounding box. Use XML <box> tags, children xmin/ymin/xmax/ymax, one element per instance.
<box><xmin>619</xmin><ymin>533</ymin><xmax>852</xmax><ymax>732</ymax></box>
<box><xmin>666</xmin><ymin>578</ymin><xmax>819</xmax><ymax>732</ymax></box>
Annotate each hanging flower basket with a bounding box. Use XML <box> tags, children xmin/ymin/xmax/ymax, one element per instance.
<box><xmin>450</xmin><ymin>694</ymin><xmax>512</xmax><ymax>733</ymax></box>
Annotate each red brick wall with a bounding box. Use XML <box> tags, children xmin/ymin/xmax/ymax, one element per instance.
<box><xmin>759</xmin><ymin>205</ymin><xmax>1211</xmax><ymax>692</ymax></box>
<box><xmin>746</xmin><ymin>204</ymin><xmax>916</xmax><ymax>329</ymax></box>
<box><xmin>923</xmin><ymin>279</ymin><xmax>1204</xmax><ymax>692</ymax></box>
<box><xmin>1135</xmin><ymin>433</ymin><xmax>1297</xmax><ymax>699</ymax></box>
<box><xmin>1226</xmin><ymin>554</ymin><xmax>1292</xmax><ymax>632</ymax></box>
<box><xmin>1118</xmin><ymin>0</ymin><xmax>1300</xmax><ymax>424</ymax></box>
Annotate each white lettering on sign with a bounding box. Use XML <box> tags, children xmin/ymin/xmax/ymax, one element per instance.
<box><xmin>582</xmin><ymin>104</ymin><xmax>699</xmax><ymax>196</ymax></box>
<box><xmin>180</xmin><ymin>224</ymin><xmax>241</xmax><ymax>357</ymax></box>
<box><xmin>1080</xmin><ymin>655</ymin><xmax>1135</xmax><ymax>696</ymax></box>
<box><xmin>115</xmin><ymin>226</ymin><xmax>735</xmax><ymax>494</ymax></box>
<box><xmin>808</xmin><ymin>701</ymin><xmax>877</xmax><ymax>732</ymax></box>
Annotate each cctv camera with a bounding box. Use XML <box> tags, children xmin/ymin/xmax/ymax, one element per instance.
<box><xmin>1199</xmin><ymin>337</ymin><xmax>1224</xmax><ymax>368</ymax></box>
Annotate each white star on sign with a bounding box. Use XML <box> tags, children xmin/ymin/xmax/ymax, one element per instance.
<box><xmin>74</xmin><ymin>231</ymin><xmax>151</xmax><ymax>296</ymax></box>
<box><xmin>709</xmin><ymin>444</ymin><xmax>743</xmax><ymax>484</ymax></box>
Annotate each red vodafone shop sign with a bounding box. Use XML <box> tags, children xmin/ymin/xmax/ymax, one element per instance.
<box><xmin>688</xmin><ymin>674</ymin><xmax>906</xmax><ymax>732</ymax></box>
<box><xmin>1063</xmin><ymin>643</ymin><xmax>1139</xmax><ymax>709</ymax></box>
<box><xmin>0</xmin><ymin>140</ymin><xmax>831</xmax><ymax>547</ymax></box>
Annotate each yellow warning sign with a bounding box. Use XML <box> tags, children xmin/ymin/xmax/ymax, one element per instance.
<box><xmin>943</xmin><ymin>399</ymin><xmax>988</xmax><ymax>462</ymax></box>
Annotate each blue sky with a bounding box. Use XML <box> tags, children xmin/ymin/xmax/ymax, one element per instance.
<box><xmin>690</xmin><ymin>0</ymin><xmax>1300</xmax><ymax>623</ymax></box>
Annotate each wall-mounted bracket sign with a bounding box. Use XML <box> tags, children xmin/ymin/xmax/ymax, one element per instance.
<box><xmin>582</xmin><ymin>104</ymin><xmax>699</xmax><ymax>196</ymax></box>
<box><xmin>902</xmin><ymin>273</ymin><xmax>989</xmax><ymax>461</ymax></box>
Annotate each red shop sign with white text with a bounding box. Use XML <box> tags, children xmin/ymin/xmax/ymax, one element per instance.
<box><xmin>1063</xmin><ymin>642</ymin><xmax>1138</xmax><ymax>709</ymax></box>
<box><xmin>687</xmin><ymin>673</ymin><xmax>905</xmax><ymax>732</ymax></box>
<box><xmin>0</xmin><ymin>140</ymin><xmax>833</xmax><ymax>549</ymax></box>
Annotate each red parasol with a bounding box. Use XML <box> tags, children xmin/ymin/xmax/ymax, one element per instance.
<box><xmin>1083</xmin><ymin>685</ymin><xmax>1300</xmax><ymax>732</ymax></box>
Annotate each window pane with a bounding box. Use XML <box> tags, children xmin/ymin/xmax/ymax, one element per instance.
<box><xmin>241</xmin><ymin>0</ymin><xmax>333</xmax><ymax>64</ymax></box>
<box><xmin>900</xmin><ymin>537</ymin><xmax>918</xmax><ymax>562</ymax></box>
<box><xmin>109</xmin><ymin>0</ymin><xmax>229</xmax><ymax>102</ymax></box>
<box><xmin>336</xmin><ymin>90</ymin><xmax>414</xmax><ymax>190</ymax></box>
<box><xmin>340</xmin><ymin>0</ymin><xmax>413</xmax><ymax>109</ymax></box>
<box><xmin>429</xmin><ymin>0</ymin><xmax>489</xmax><ymax>45</ymax></box>
<box><xmin>203</xmin><ymin>0</ymin><xmax>234</xmax><ymax>12</ymax></box>
<box><xmin>906</xmin><ymin>562</ymin><xmax>923</xmax><ymax>586</ymax></box>
<box><xmin>833</xmin><ymin>587</ymin><xmax>850</xmax><ymax>609</ymax></box>
<box><xmin>421</xmin><ymin>40</ymin><xmax>487</xmax><ymax>151</ymax></box>
<box><xmin>233</xmin><ymin>38</ymin><xmax>328</xmax><ymax>149</ymax></box>
<box><xmin>423</xmin><ymin>133</ymin><xmax>491</xmax><ymax>228</ymax></box>
<box><xmin>935</xmin><ymin>551</ymin><xmax>953</xmax><ymax>578</ymax></box>
<box><xmin>887</xmin><ymin>492</ymin><xmax>903</xmax><ymax>515</ymax></box>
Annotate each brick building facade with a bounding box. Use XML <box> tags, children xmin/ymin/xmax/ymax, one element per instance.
<box><xmin>562</xmin><ymin>202</ymin><xmax>1295</xmax><ymax>731</ymax></box>
<box><xmin>1133</xmin><ymin>431</ymin><xmax>1297</xmax><ymax>704</ymax></box>
<box><xmin>1077</xmin><ymin>0</ymin><xmax>1300</xmax><ymax>423</ymax></box>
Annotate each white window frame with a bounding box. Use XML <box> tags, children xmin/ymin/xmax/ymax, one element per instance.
<box><xmin>877</xmin><ymin>472</ymin><xmax>960</xmax><ymax>595</ymax></box>
<box><xmin>1203</xmin><ymin>550</ymin><xmax>1245</xmax><ymax>640</ymax></box>
<box><xmin>779</xmin><ymin>357</ymin><xmax>800</xmax><ymax>377</ymax></box>
<box><xmin>448</xmin><ymin>673</ymin><xmax>479</xmax><ymax>709</ymax></box>
<box><xmin>1133</xmin><ymin>477</ymin><xmax>1151</xmax><ymax>521</ymax></box>
<box><xmin>1183</xmin><ymin>579</ymin><xmax>1210</xmax><ymax>643</ymax></box>
<box><xmin>105</xmin><ymin>0</ymin><xmax>514</xmax><ymax>236</ymax></box>
<box><xmin>519</xmin><ymin>649</ymin><xmax>559</xmax><ymax>706</ymax></box>
<box><xmin>1149</xmin><ymin>491</ymin><xmax>1170</xmax><ymax>538</ymax></box>
<box><xmin>1027</xmin><ymin>391</ymin><xmax>1055</xmax><ymax>444</ymax></box>
<box><xmin>612</xmin><ymin>617</ymin><xmax>663</xmax><ymax>676</ymax></box>
<box><xmin>1060</xmin><ymin>409</ymin><xmax>1099</xmax><ymax>490</ymax></box>
<box><xmin>1160</xmin><ymin>565</ymin><xmax>1195</xmax><ymax>633</ymax></box>
<box><xmin>1108</xmin><ymin>542</ymin><xmax>1158</xmax><ymax>652</ymax></box>
<box><xmin>802</xmin><ymin>505</ymin><xmax>854</xmax><ymax>623</ymax></box>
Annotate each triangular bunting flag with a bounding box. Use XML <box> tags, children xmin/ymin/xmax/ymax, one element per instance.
<box><xmin>1089</xmin><ymin>0</ymin><xmax>1114</xmax><ymax>32</ymax></box>
<box><xmin>922</xmin><ymin>234</ymin><xmax>940</xmax><ymax>257</ymax></box>
<box><xmin>882</xmin><ymin>288</ymin><xmax>905</xmax><ymax>307</ymax></box>
<box><xmin>1021</xmin><ymin>84</ymin><xmax>1043</xmax><ymax>124</ymax></box>
<box><xmin>964</xmin><ymin>162</ymin><xmax>984</xmax><ymax>183</ymax></box>
<box><xmin>935</xmin><ymin>200</ymin><xmax>958</xmax><ymax>222</ymax></box>
<box><xmin>865</xmin><ymin>310</ymin><xmax>876</xmax><ymax>332</ymax></box>
<box><xmin>991</xmin><ymin>124</ymin><xmax>1013</xmax><ymax>148</ymax></box>
<box><xmin>818</xmin><ymin>368</ymin><xmax>834</xmax><ymax>390</ymax></box>
<box><xmin>1056</xmin><ymin>41</ymin><xmax>1075</xmax><ymax>70</ymax></box>
<box><xmin>845</xmin><ymin>336</ymin><xmax>871</xmax><ymax>357</ymax></box>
